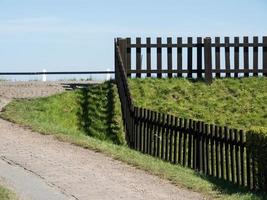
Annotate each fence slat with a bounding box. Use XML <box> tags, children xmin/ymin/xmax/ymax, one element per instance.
<box><xmin>157</xmin><ymin>37</ymin><xmax>162</xmax><ymax>78</ymax></box>
<box><xmin>244</xmin><ymin>37</ymin><xmax>249</xmax><ymax>77</ymax></box>
<box><xmin>210</xmin><ymin>124</ymin><xmax>214</xmax><ymax>176</ymax></box>
<box><xmin>204</xmin><ymin>37</ymin><xmax>212</xmax><ymax>84</ymax></box>
<box><xmin>263</xmin><ymin>36</ymin><xmax>267</xmax><ymax>76</ymax></box>
<box><xmin>174</xmin><ymin>117</ymin><xmax>178</xmax><ymax>164</ymax></box>
<box><xmin>165</xmin><ymin>114</ymin><xmax>170</xmax><ymax>160</ymax></box>
<box><xmin>126</xmin><ymin>38</ymin><xmax>131</xmax><ymax>77</ymax></box>
<box><xmin>178</xmin><ymin>118</ymin><xmax>183</xmax><ymax>164</ymax></box>
<box><xmin>253</xmin><ymin>37</ymin><xmax>258</xmax><ymax>76</ymax></box>
<box><xmin>136</xmin><ymin>38</ymin><xmax>142</xmax><ymax>78</ymax></box>
<box><xmin>193</xmin><ymin>121</ymin><xmax>196</xmax><ymax>169</ymax></box>
<box><xmin>169</xmin><ymin>116</ymin><xmax>174</xmax><ymax>162</ymax></box>
<box><xmin>230</xmin><ymin>129</ymin><xmax>235</xmax><ymax>183</ymax></box>
<box><xmin>225</xmin><ymin>127</ymin><xmax>230</xmax><ymax>181</ymax></box>
<box><xmin>215</xmin><ymin>126</ymin><xmax>219</xmax><ymax>178</ymax></box>
<box><xmin>157</xmin><ymin>113</ymin><xmax>161</xmax><ymax>157</ymax></box>
<box><xmin>219</xmin><ymin>127</ymin><xmax>225</xmax><ymax>179</ymax></box>
<box><xmin>235</xmin><ymin>129</ymin><xmax>240</xmax><ymax>186</ymax></box>
<box><xmin>187</xmin><ymin>119</ymin><xmax>193</xmax><ymax>168</ymax></box>
<box><xmin>201</xmin><ymin>122</ymin><xmax>205</xmax><ymax>172</ymax></box>
<box><xmin>240</xmin><ymin>130</ymin><xmax>245</xmax><ymax>187</ymax></box>
<box><xmin>205</xmin><ymin>124</ymin><xmax>210</xmax><ymax>175</ymax></box>
<box><xmin>177</xmin><ymin>37</ymin><xmax>183</xmax><ymax>77</ymax></box>
<box><xmin>225</xmin><ymin>37</ymin><xmax>231</xmax><ymax>77</ymax></box>
<box><xmin>234</xmin><ymin>37</ymin><xmax>239</xmax><ymax>78</ymax></box>
<box><xmin>161</xmin><ymin>114</ymin><xmax>166</xmax><ymax>160</ymax></box>
<box><xmin>139</xmin><ymin>108</ymin><xmax>143</xmax><ymax>151</ymax></box>
<box><xmin>188</xmin><ymin>37</ymin><xmax>193</xmax><ymax>78</ymax></box>
<box><xmin>197</xmin><ymin>37</ymin><xmax>203</xmax><ymax>79</ymax></box>
<box><xmin>167</xmin><ymin>37</ymin><xmax>173</xmax><ymax>78</ymax></box>
<box><xmin>183</xmin><ymin>119</ymin><xmax>188</xmax><ymax>166</ymax></box>
<box><xmin>146</xmin><ymin>38</ymin><xmax>151</xmax><ymax>77</ymax></box>
<box><xmin>215</xmin><ymin>37</ymin><xmax>221</xmax><ymax>78</ymax></box>
<box><xmin>247</xmin><ymin>143</ymin><xmax>252</xmax><ymax>189</ymax></box>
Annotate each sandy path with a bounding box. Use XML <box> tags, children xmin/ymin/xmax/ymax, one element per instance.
<box><xmin>0</xmin><ymin>81</ymin><xmax>204</xmax><ymax>200</ymax></box>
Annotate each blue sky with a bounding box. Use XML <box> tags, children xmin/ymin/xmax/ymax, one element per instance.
<box><xmin>0</xmin><ymin>0</ymin><xmax>266</xmax><ymax>79</ymax></box>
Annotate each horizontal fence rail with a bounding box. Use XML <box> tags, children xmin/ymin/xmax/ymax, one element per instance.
<box><xmin>115</xmin><ymin>37</ymin><xmax>267</xmax><ymax>191</ymax></box>
<box><xmin>118</xmin><ymin>36</ymin><xmax>267</xmax><ymax>83</ymax></box>
<box><xmin>0</xmin><ymin>71</ymin><xmax>115</xmax><ymax>75</ymax></box>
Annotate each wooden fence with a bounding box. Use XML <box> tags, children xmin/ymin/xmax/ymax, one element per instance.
<box><xmin>115</xmin><ymin>37</ymin><xmax>267</xmax><ymax>191</ymax></box>
<box><xmin>118</xmin><ymin>36</ymin><xmax>267</xmax><ymax>83</ymax></box>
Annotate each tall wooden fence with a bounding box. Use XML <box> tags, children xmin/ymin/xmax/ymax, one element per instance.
<box><xmin>118</xmin><ymin>36</ymin><xmax>267</xmax><ymax>83</ymax></box>
<box><xmin>115</xmin><ymin>37</ymin><xmax>267</xmax><ymax>191</ymax></box>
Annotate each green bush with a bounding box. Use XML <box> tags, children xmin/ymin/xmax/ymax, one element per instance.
<box><xmin>246</xmin><ymin>127</ymin><xmax>267</xmax><ymax>190</ymax></box>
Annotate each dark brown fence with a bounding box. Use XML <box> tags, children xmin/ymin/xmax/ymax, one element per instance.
<box><xmin>115</xmin><ymin>37</ymin><xmax>267</xmax><ymax>191</ymax></box>
<box><xmin>118</xmin><ymin>37</ymin><xmax>267</xmax><ymax>83</ymax></box>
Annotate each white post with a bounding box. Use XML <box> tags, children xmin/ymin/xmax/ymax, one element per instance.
<box><xmin>106</xmin><ymin>68</ymin><xmax>111</xmax><ymax>81</ymax></box>
<box><xmin>42</xmin><ymin>69</ymin><xmax>47</xmax><ymax>82</ymax></box>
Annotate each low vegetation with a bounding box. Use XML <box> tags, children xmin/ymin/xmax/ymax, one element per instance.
<box><xmin>1</xmin><ymin>79</ymin><xmax>267</xmax><ymax>200</ymax></box>
<box><xmin>128</xmin><ymin>77</ymin><xmax>267</xmax><ymax>130</ymax></box>
<box><xmin>0</xmin><ymin>185</ymin><xmax>17</xmax><ymax>200</ymax></box>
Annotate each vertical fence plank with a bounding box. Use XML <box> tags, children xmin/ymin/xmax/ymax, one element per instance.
<box><xmin>247</xmin><ymin>142</ymin><xmax>252</xmax><ymax>189</ymax></box>
<box><xmin>157</xmin><ymin>37</ymin><xmax>162</xmax><ymax>78</ymax></box>
<box><xmin>253</xmin><ymin>37</ymin><xmax>258</xmax><ymax>76</ymax></box>
<box><xmin>167</xmin><ymin>37</ymin><xmax>173</xmax><ymax>78</ymax></box>
<box><xmin>138</xmin><ymin>108</ymin><xmax>143</xmax><ymax>152</ymax></box>
<box><xmin>243</xmin><ymin>37</ymin><xmax>249</xmax><ymax>77</ymax></box>
<box><xmin>225</xmin><ymin>37</ymin><xmax>231</xmax><ymax>77</ymax></box>
<box><xmin>235</xmin><ymin>129</ymin><xmax>240</xmax><ymax>186</ymax></box>
<box><xmin>152</xmin><ymin>111</ymin><xmax>157</xmax><ymax>156</ymax></box>
<box><xmin>263</xmin><ymin>36</ymin><xmax>267</xmax><ymax>76</ymax></box>
<box><xmin>148</xmin><ymin>110</ymin><xmax>154</xmax><ymax>155</ymax></box>
<box><xmin>234</xmin><ymin>37</ymin><xmax>240</xmax><ymax>78</ymax></box>
<box><xmin>197</xmin><ymin>37</ymin><xmax>203</xmax><ymax>79</ymax></box>
<box><xmin>157</xmin><ymin>112</ymin><xmax>161</xmax><ymax>158</ymax></box>
<box><xmin>240</xmin><ymin>130</ymin><xmax>245</xmax><ymax>187</ymax></box>
<box><xmin>126</xmin><ymin>38</ymin><xmax>132</xmax><ymax>77</ymax></box>
<box><xmin>210</xmin><ymin>124</ymin><xmax>214</xmax><ymax>177</ymax></box>
<box><xmin>201</xmin><ymin>122</ymin><xmax>205</xmax><ymax>173</ymax></box>
<box><xmin>178</xmin><ymin>118</ymin><xmax>183</xmax><ymax>164</ymax></box>
<box><xmin>146</xmin><ymin>38</ymin><xmax>151</xmax><ymax>77</ymax></box>
<box><xmin>220</xmin><ymin>127</ymin><xmax>225</xmax><ymax>179</ymax></box>
<box><xmin>142</xmin><ymin>109</ymin><xmax>147</xmax><ymax>153</ymax></box>
<box><xmin>177</xmin><ymin>37</ymin><xmax>183</xmax><ymax>77</ymax></box>
<box><xmin>188</xmin><ymin>37</ymin><xmax>193</xmax><ymax>78</ymax></box>
<box><xmin>183</xmin><ymin>119</ymin><xmax>188</xmax><ymax>166</ymax></box>
<box><xmin>205</xmin><ymin>124</ymin><xmax>210</xmax><ymax>175</ymax></box>
<box><xmin>136</xmin><ymin>37</ymin><xmax>142</xmax><ymax>78</ymax></box>
<box><xmin>169</xmin><ymin>115</ymin><xmax>174</xmax><ymax>162</ymax></box>
<box><xmin>174</xmin><ymin>117</ymin><xmax>178</xmax><ymax>164</ymax></box>
<box><xmin>165</xmin><ymin>114</ymin><xmax>170</xmax><ymax>160</ymax></box>
<box><xmin>230</xmin><ymin>129</ymin><xmax>235</xmax><ymax>183</ymax></box>
<box><xmin>204</xmin><ymin>37</ymin><xmax>212</xmax><ymax>84</ymax></box>
<box><xmin>161</xmin><ymin>114</ymin><xmax>166</xmax><ymax>160</ymax></box>
<box><xmin>225</xmin><ymin>127</ymin><xmax>230</xmax><ymax>181</ymax></box>
<box><xmin>193</xmin><ymin>121</ymin><xmax>196</xmax><ymax>169</ymax></box>
<box><xmin>215</xmin><ymin>126</ymin><xmax>219</xmax><ymax>178</ymax></box>
<box><xmin>196</xmin><ymin>121</ymin><xmax>201</xmax><ymax>171</ymax></box>
<box><xmin>145</xmin><ymin>109</ymin><xmax>150</xmax><ymax>154</ymax></box>
<box><xmin>215</xmin><ymin>37</ymin><xmax>221</xmax><ymax>78</ymax></box>
<box><xmin>187</xmin><ymin>119</ymin><xmax>193</xmax><ymax>168</ymax></box>
<box><xmin>134</xmin><ymin>107</ymin><xmax>138</xmax><ymax>150</ymax></box>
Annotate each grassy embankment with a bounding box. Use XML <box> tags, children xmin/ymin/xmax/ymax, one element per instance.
<box><xmin>1</xmin><ymin>79</ymin><xmax>267</xmax><ymax>200</ymax></box>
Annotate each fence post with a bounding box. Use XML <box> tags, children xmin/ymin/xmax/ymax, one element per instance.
<box><xmin>263</xmin><ymin>36</ymin><xmax>267</xmax><ymax>76</ymax></box>
<box><xmin>117</xmin><ymin>38</ymin><xmax>128</xmax><ymax>74</ymax></box>
<box><xmin>204</xmin><ymin>37</ymin><xmax>213</xmax><ymax>84</ymax></box>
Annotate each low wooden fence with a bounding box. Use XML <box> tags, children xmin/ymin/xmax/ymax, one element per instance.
<box><xmin>118</xmin><ymin>36</ymin><xmax>267</xmax><ymax>83</ymax></box>
<box><xmin>115</xmin><ymin>37</ymin><xmax>267</xmax><ymax>191</ymax></box>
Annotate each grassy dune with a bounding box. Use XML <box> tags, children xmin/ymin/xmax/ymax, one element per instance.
<box><xmin>0</xmin><ymin>185</ymin><xmax>17</xmax><ymax>200</ymax></box>
<box><xmin>128</xmin><ymin>77</ymin><xmax>267</xmax><ymax>130</ymax></box>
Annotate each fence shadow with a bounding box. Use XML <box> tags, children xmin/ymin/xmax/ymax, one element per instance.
<box><xmin>195</xmin><ymin>171</ymin><xmax>266</xmax><ymax>199</ymax></box>
<box><xmin>75</xmin><ymin>81</ymin><xmax>122</xmax><ymax>144</ymax></box>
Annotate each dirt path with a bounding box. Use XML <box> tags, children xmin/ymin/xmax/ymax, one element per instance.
<box><xmin>0</xmin><ymin>81</ymin><xmax>204</xmax><ymax>200</ymax></box>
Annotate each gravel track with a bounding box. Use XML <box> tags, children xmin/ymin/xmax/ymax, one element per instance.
<box><xmin>0</xmin><ymin>81</ymin><xmax>204</xmax><ymax>200</ymax></box>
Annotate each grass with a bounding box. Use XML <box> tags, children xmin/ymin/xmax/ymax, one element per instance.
<box><xmin>1</xmin><ymin>80</ymin><xmax>267</xmax><ymax>200</ymax></box>
<box><xmin>128</xmin><ymin>77</ymin><xmax>267</xmax><ymax>130</ymax></box>
<box><xmin>0</xmin><ymin>185</ymin><xmax>17</xmax><ymax>200</ymax></box>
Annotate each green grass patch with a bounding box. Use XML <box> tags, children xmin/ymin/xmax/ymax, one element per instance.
<box><xmin>0</xmin><ymin>185</ymin><xmax>17</xmax><ymax>200</ymax></box>
<box><xmin>1</xmin><ymin>80</ymin><xmax>267</xmax><ymax>199</ymax></box>
<box><xmin>128</xmin><ymin>77</ymin><xmax>267</xmax><ymax>130</ymax></box>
